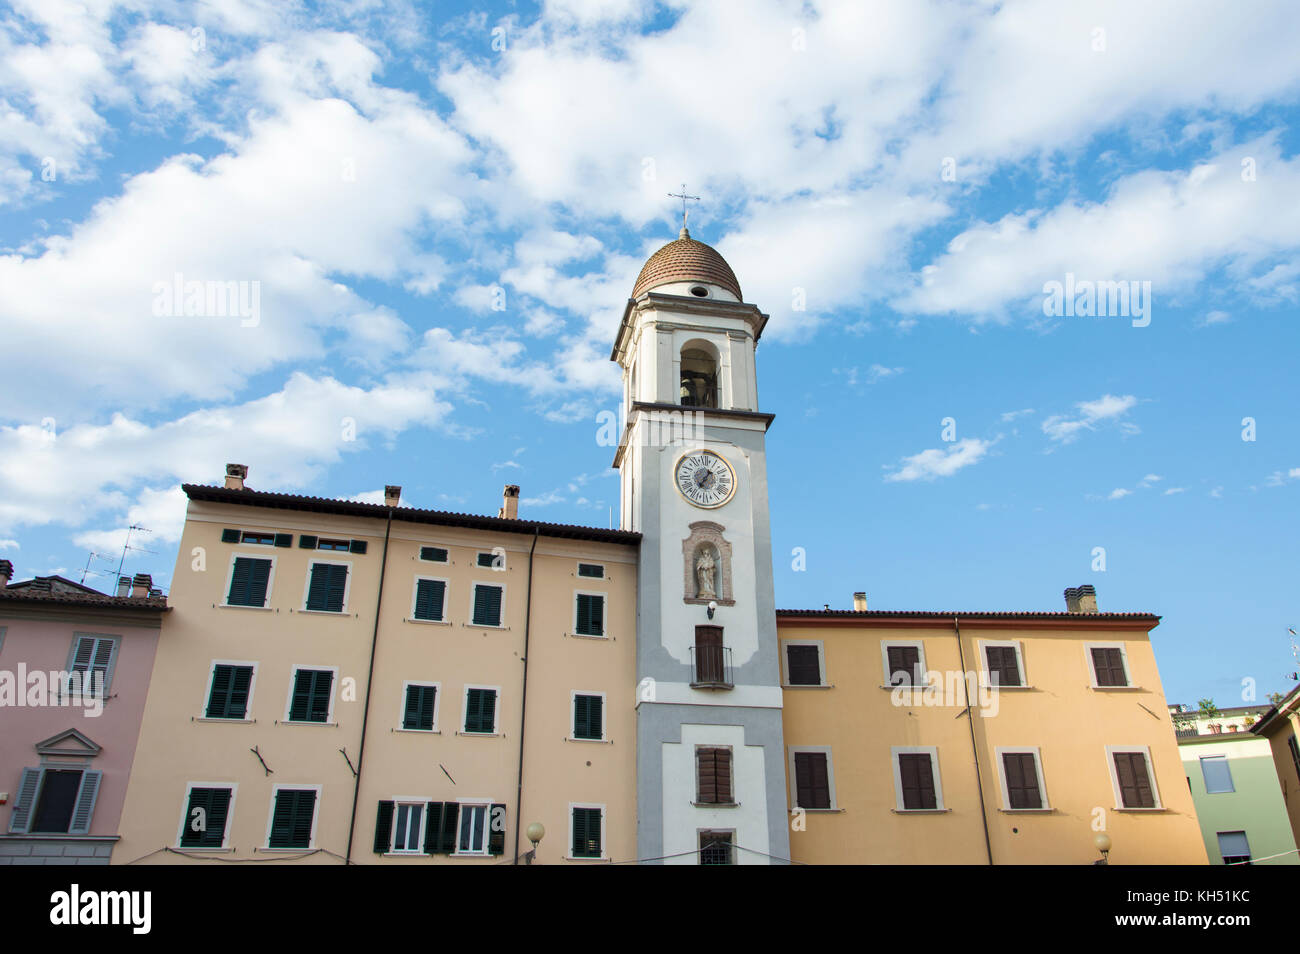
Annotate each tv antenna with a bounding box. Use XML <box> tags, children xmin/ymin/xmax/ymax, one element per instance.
<box><xmin>114</xmin><ymin>525</ymin><xmax>155</xmax><ymax>580</ymax></box>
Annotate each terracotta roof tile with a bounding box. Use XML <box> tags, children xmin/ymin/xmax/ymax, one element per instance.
<box><xmin>632</xmin><ymin>229</ymin><xmax>742</xmax><ymax>300</ymax></box>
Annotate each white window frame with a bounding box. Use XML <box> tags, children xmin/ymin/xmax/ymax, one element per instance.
<box><xmin>978</xmin><ymin>639</ymin><xmax>1027</xmax><ymax>689</ymax></box>
<box><xmin>454</xmin><ymin>799</ymin><xmax>494</xmax><ymax>856</ymax></box>
<box><xmin>469</xmin><ymin>581</ymin><xmax>506</xmax><ymax>628</ymax></box>
<box><xmin>301</xmin><ymin>558</ymin><xmax>353</xmax><ymax>614</ymax></box>
<box><xmin>239</xmin><ymin>531</ymin><xmax>277</xmax><ymax>546</ymax></box>
<box><xmin>782</xmin><ymin>639</ymin><xmax>827</xmax><ymax>687</ymax></box>
<box><xmin>787</xmin><ymin>745</ymin><xmax>837</xmax><ymax>810</ymax></box>
<box><xmin>284</xmin><ymin>664</ymin><xmax>340</xmax><ymax>725</ymax></box>
<box><xmin>1084</xmin><ymin>641</ymin><xmax>1135</xmax><ymax>689</ymax></box>
<box><xmin>264</xmin><ymin>783</ymin><xmax>322</xmax><ymax>850</ymax></box>
<box><xmin>460</xmin><ymin>684</ymin><xmax>501</xmax><ymax>735</ymax></box>
<box><xmin>575</xmin><ymin>561</ymin><xmax>606</xmax><ymax>580</ymax></box>
<box><xmin>175</xmin><ymin>781</ymin><xmax>238</xmax><ymax>850</ymax></box>
<box><xmin>1200</xmin><ymin>754</ymin><xmax>1235</xmax><ymax>794</ymax></box>
<box><xmin>388</xmin><ymin>798</ymin><xmax>429</xmax><ymax>854</ymax></box>
<box><xmin>220</xmin><ymin>552</ymin><xmax>277</xmax><ymax>610</ymax></box>
<box><xmin>476</xmin><ymin>549</ymin><xmax>506</xmax><ymax>571</ymax></box>
<box><xmin>880</xmin><ymin>640</ymin><xmax>927</xmax><ymax>688</ymax></box>
<box><xmin>409</xmin><ymin>575</ymin><xmax>450</xmax><ymax>624</ymax></box>
<box><xmin>994</xmin><ymin>746</ymin><xmax>1051</xmax><ymax>811</ymax></box>
<box><xmin>65</xmin><ymin>632</ymin><xmax>122</xmax><ymax>698</ymax></box>
<box><xmin>891</xmin><ymin>745</ymin><xmax>945</xmax><ymax>811</ymax></box>
<box><xmin>569</xmin><ymin>690</ymin><xmax>607</xmax><ymax>742</ymax></box>
<box><xmin>1105</xmin><ymin>744</ymin><xmax>1163</xmax><ymax>810</ymax></box>
<box><xmin>398</xmin><ymin>680</ymin><xmax>442</xmax><ymax>732</ymax></box>
<box><xmin>572</xmin><ymin>589</ymin><xmax>608</xmax><ymax>638</ymax></box>
<box><xmin>200</xmin><ymin>659</ymin><xmax>259</xmax><ymax>721</ymax></box>
<box><xmin>567</xmin><ymin>802</ymin><xmax>607</xmax><ymax>861</ymax></box>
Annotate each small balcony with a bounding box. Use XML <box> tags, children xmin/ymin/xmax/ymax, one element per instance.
<box><xmin>691</xmin><ymin>644</ymin><xmax>733</xmax><ymax>689</ymax></box>
<box><xmin>1175</xmin><ymin>727</ymin><xmax>1200</xmax><ymax>739</ymax></box>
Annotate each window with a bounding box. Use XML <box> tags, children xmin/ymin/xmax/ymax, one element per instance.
<box><xmin>179</xmin><ymin>786</ymin><xmax>233</xmax><ymax>848</ymax></box>
<box><xmin>693</xmin><ymin>625</ymin><xmax>729</xmax><ymax>686</ymax></box>
<box><xmin>696</xmin><ymin>746</ymin><xmax>734</xmax><ymax>804</ymax></box>
<box><xmin>316</xmin><ymin>538</ymin><xmax>351</xmax><ymax>552</ymax></box>
<box><xmin>463</xmin><ymin>687</ymin><xmax>498</xmax><ymax>734</ymax></box>
<box><xmin>699</xmin><ymin>831</ymin><xmax>733</xmax><ymax>865</ymax></box>
<box><xmin>1217</xmin><ymin>830</ymin><xmax>1251</xmax><ymax>865</ymax></box>
<box><xmin>67</xmin><ymin>634</ymin><xmax>118</xmax><ymax>697</ymax></box>
<box><xmin>402</xmin><ymin>684</ymin><xmax>438</xmax><ymax>731</ymax></box>
<box><xmin>983</xmin><ymin>642</ymin><xmax>1024</xmax><ymax>688</ymax></box>
<box><xmin>226</xmin><ymin>556</ymin><xmax>272</xmax><ymax>607</ymax></box>
<box><xmin>1109</xmin><ymin>748</ymin><xmax>1160</xmax><ymax>809</ymax></box>
<box><xmin>572</xmin><ymin>693</ymin><xmax>604</xmax><ymax>741</ymax></box>
<box><xmin>785</xmin><ymin>643</ymin><xmax>823</xmax><ymax>686</ymax></box>
<box><xmin>390</xmin><ymin>803</ymin><xmax>425</xmax><ymax>853</ymax></box>
<box><xmin>304</xmin><ymin>561</ymin><xmax>349</xmax><ymax>613</ymax></box>
<box><xmin>206</xmin><ymin>663</ymin><xmax>254</xmax><ymax>719</ymax></box>
<box><xmin>1200</xmin><ymin>755</ymin><xmax>1235</xmax><ymax>794</ymax></box>
<box><xmin>457</xmin><ymin>803</ymin><xmax>491</xmax><ymax>855</ymax></box>
<box><xmin>471</xmin><ymin>584</ymin><xmax>503</xmax><ymax>627</ymax></box>
<box><xmin>577</xmin><ymin>562</ymin><xmax>605</xmax><ymax>579</ymax></box>
<box><xmin>419</xmin><ymin>546</ymin><xmax>448</xmax><ymax>563</ymax></box>
<box><xmin>893</xmin><ymin>748</ymin><xmax>942</xmax><ymax>811</ymax></box>
<box><xmin>476</xmin><ymin>551</ymin><xmax>504</xmax><ymax>570</ymax></box>
<box><xmin>1089</xmin><ymin>645</ymin><xmax>1130</xmax><ymax>687</ymax></box>
<box><xmin>288</xmin><ymin>668</ymin><xmax>334</xmax><ymax>723</ymax></box>
<box><xmin>376</xmin><ymin>801</ymin><xmax>460</xmax><ymax>855</ymax></box>
<box><xmin>412</xmin><ymin>578</ymin><xmax>447</xmax><ymax>622</ymax></box>
<box><xmin>997</xmin><ymin>749</ymin><xmax>1047</xmax><ymax>810</ymax></box>
<box><xmin>571</xmin><ymin>806</ymin><xmax>603</xmax><ymax>859</ymax></box>
<box><xmin>884</xmin><ymin>643</ymin><xmax>923</xmax><ymax>687</ymax></box>
<box><xmin>680</xmin><ymin>347</ymin><xmax>718</xmax><ymax>408</ymax></box>
<box><xmin>222</xmin><ymin>528</ymin><xmax>290</xmax><ymax>547</ymax></box>
<box><xmin>1289</xmin><ymin>735</ymin><xmax>1300</xmax><ymax>783</ymax></box>
<box><xmin>791</xmin><ymin>750</ymin><xmax>833</xmax><ymax>809</ymax></box>
<box><xmin>240</xmin><ymin>531</ymin><xmax>276</xmax><ymax>546</ymax></box>
<box><xmin>9</xmin><ymin>768</ymin><xmax>102</xmax><ymax>835</ymax></box>
<box><xmin>267</xmin><ymin>787</ymin><xmax>317</xmax><ymax>848</ymax></box>
<box><xmin>575</xmin><ymin>593</ymin><xmax>605</xmax><ymax>636</ymax></box>
<box><xmin>297</xmin><ymin>535</ymin><xmax>365</xmax><ymax>552</ymax></box>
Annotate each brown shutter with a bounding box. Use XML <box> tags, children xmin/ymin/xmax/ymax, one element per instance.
<box><xmin>716</xmin><ymin>748</ymin><xmax>733</xmax><ymax>803</ymax></box>
<box><xmin>696</xmin><ymin>747</ymin><xmax>718</xmax><ymax>803</ymax></box>
<box><xmin>695</xmin><ymin>625</ymin><xmax>724</xmax><ymax>683</ymax></box>
<box><xmin>899</xmin><ymin>753</ymin><xmax>937</xmax><ymax>809</ymax></box>
<box><xmin>1003</xmin><ymin>753</ymin><xmax>1042</xmax><ymax>809</ymax></box>
<box><xmin>1114</xmin><ymin>752</ymin><xmax>1154</xmax><ymax>807</ymax></box>
<box><xmin>986</xmin><ymin>646</ymin><xmax>1022</xmax><ymax>687</ymax></box>
<box><xmin>887</xmin><ymin>646</ymin><xmax>920</xmax><ymax>686</ymax></box>
<box><xmin>1092</xmin><ymin>648</ymin><xmax>1127</xmax><ymax>687</ymax></box>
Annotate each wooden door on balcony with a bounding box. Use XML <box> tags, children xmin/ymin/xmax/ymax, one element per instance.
<box><xmin>695</xmin><ymin>625</ymin><xmax>724</xmax><ymax>684</ymax></box>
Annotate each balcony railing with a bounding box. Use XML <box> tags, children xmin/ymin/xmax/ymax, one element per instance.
<box><xmin>1175</xmin><ymin>727</ymin><xmax>1200</xmax><ymax>739</ymax></box>
<box><xmin>691</xmin><ymin>644</ymin><xmax>733</xmax><ymax>689</ymax></box>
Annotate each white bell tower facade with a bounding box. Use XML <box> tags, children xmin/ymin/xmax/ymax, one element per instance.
<box><xmin>611</xmin><ymin>227</ymin><xmax>790</xmax><ymax>864</ymax></box>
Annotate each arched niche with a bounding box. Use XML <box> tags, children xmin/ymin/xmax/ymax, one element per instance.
<box><xmin>679</xmin><ymin>339</ymin><xmax>719</xmax><ymax>408</ymax></box>
<box><xmin>682</xmin><ymin>521</ymin><xmax>734</xmax><ymax>606</ymax></box>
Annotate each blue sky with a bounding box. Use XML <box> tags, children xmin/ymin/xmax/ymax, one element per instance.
<box><xmin>1</xmin><ymin>0</ymin><xmax>1298</xmax><ymax>707</ymax></box>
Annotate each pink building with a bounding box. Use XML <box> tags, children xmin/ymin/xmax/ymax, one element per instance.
<box><xmin>0</xmin><ymin>560</ymin><xmax>167</xmax><ymax>865</ymax></box>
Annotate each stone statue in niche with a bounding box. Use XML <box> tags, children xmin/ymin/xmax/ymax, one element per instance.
<box><xmin>695</xmin><ymin>547</ymin><xmax>717</xmax><ymax>600</ymax></box>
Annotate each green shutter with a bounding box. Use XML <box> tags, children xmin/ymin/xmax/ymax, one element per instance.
<box><xmin>299</xmin><ymin>535</ymin><xmax>318</xmax><ymax>549</ymax></box>
<box><xmin>206</xmin><ymin>665</ymin><xmax>232</xmax><ymax>718</ymax></box>
<box><xmin>413</xmin><ymin>579</ymin><xmax>445</xmax><ymax>621</ymax></box>
<box><xmin>419</xmin><ymin>546</ymin><xmax>447</xmax><ymax>562</ymax></box>
<box><xmin>574</xmin><ymin>694</ymin><xmax>602</xmax><ymax>740</ymax></box>
<box><xmin>488</xmin><ymin>804</ymin><xmax>506</xmax><ymax>855</ymax></box>
<box><xmin>349</xmin><ymin>540</ymin><xmax>367</xmax><ymax>554</ymax></box>
<box><xmin>8</xmin><ymin>768</ymin><xmax>42</xmax><ymax>833</ymax></box>
<box><xmin>572</xmin><ymin>807</ymin><xmax>601</xmax><ymax>858</ymax></box>
<box><xmin>306</xmin><ymin>563</ymin><xmax>348</xmax><ymax>612</ymax></box>
<box><xmin>268</xmin><ymin>789</ymin><xmax>316</xmax><ymax>848</ymax></box>
<box><xmin>403</xmin><ymin>685</ymin><xmax>435</xmax><ymax>730</ymax></box>
<box><xmin>221</xmin><ymin>528</ymin><xmax>240</xmax><ymax>543</ymax></box>
<box><xmin>374</xmin><ymin>801</ymin><xmax>395</xmax><ymax>853</ymax></box>
<box><xmin>181</xmin><ymin>787</ymin><xmax>231</xmax><ymax>848</ymax></box>
<box><xmin>576</xmin><ymin>594</ymin><xmax>604</xmax><ymax>636</ymax></box>
<box><xmin>424</xmin><ymin>801</ymin><xmax>458</xmax><ymax>853</ymax></box>
<box><xmin>227</xmin><ymin>557</ymin><xmax>270</xmax><ymax>607</ymax></box>
<box><xmin>290</xmin><ymin>669</ymin><xmax>332</xmax><ymax>722</ymax></box>
<box><xmin>465</xmin><ymin>688</ymin><xmax>495</xmax><ymax>733</ymax></box>
<box><xmin>472</xmin><ymin>585</ymin><xmax>502</xmax><ymax>626</ymax></box>
<box><xmin>274</xmin><ymin>533</ymin><xmax>292</xmax><ymax>548</ymax></box>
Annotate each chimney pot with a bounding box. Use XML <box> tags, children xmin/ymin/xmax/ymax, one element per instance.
<box><xmin>1064</xmin><ymin>584</ymin><xmax>1099</xmax><ymax>614</ymax></box>
<box><xmin>384</xmin><ymin>485</ymin><xmax>402</xmax><ymax>507</ymax></box>
<box><xmin>0</xmin><ymin>559</ymin><xmax>12</xmax><ymax>586</ymax></box>
<box><xmin>225</xmin><ymin>463</ymin><xmax>248</xmax><ymax>490</ymax></box>
<box><xmin>852</xmin><ymin>591</ymin><xmax>868</xmax><ymax>612</ymax></box>
<box><xmin>116</xmin><ymin>575</ymin><xmax>131</xmax><ymax>597</ymax></box>
<box><xmin>131</xmin><ymin>573</ymin><xmax>153</xmax><ymax>599</ymax></box>
<box><xmin>498</xmin><ymin>484</ymin><xmax>520</xmax><ymax>520</ymax></box>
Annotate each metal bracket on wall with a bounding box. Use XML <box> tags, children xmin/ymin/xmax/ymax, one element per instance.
<box><xmin>250</xmin><ymin>745</ymin><xmax>273</xmax><ymax>776</ymax></box>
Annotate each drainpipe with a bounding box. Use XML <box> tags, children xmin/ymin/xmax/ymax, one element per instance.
<box><xmin>345</xmin><ymin>506</ymin><xmax>393</xmax><ymax>864</ymax></box>
<box><xmin>512</xmin><ymin>525</ymin><xmax>541</xmax><ymax>864</ymax></box>
<box><xmin>954</xmin><ymin>616</ymin><xmax>994</xmax><ymax>866</ymax></box>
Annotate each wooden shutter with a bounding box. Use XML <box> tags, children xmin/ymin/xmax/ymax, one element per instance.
<box><xmin>899</xmin><ymin>753</ymin><xmax>937</xmax><ymax>809</ymax></box>
<box><xmin>887</xmin><ymin>645</ymin><xmax>920</xmax><ymax>686</ymax></box>
<box><xmin>403</xmin><ymin>686</ymin><xmax>422</xmax><ymax>729</ymax></box>
<box><xmin>221</xmin><ymin>528</ymin><xmax>240</xmax><ymax>543</ymax></box>
<box><xmin>696</xmin><ymin>747</ymin><xmax>731</xmax><ymax>803</ymax></box>
<box><xmin>1091</xmin><ymin>647</ymin><xmax>1127</xmax><ymax>687</ymax></box>
<box><xmin>227</xmin><ymin>557</ymin><xmax>270</xmax><ymax>607</ymax></box>
<box><xmin>413</xmin><ymin>579</ymin><xmax>445</xmax><ymax>621</ymax></box>
<box><xmin>794</xmin><ymin>752</ymin><xmax>831</xmax><ymax>809</ymax></box>
<box><xmin>1003</xmin><ymin>753</ymin><xmax>1042</xmax><ymax>809</ymax></box>
<box><xmin>299</xmin><ymin>535</ymin><xmax>318</xmax><ymax>549</ymax></box>
<box><xmin>290</xmin><ymin>669</ymin><xmax>332</xmax><ymax>722</ymax></box>
<box><xmin>986</xmin><ymin>646</ymin><xmax>1022</xmax><ymax>687</ymax></box>
<box><xmin>306</xmin><ymin>563</ymin><xmax>347</xmax><ymax>612</ymax></box>
<box><xmin>472</xmin><ymin>585</ymin><xmax>502</xmax><ymax>626</ymax></box>
<box><xmin>716</xmin><ymin>748</ymin><xmax>733</xmax><ymax>803</ymax></box>
<box><xmin>206</xmin><ymin>665</ymin><xmax>232</xmax><ymax>718</ymax></box>
<box><xmin>786</xmin><ymin>644</ymin><xmax>821</xmax><ymax>685</ymax></box>
<box><xmin>572</xmin><ymin>807</ymin><xmax>601</xmax><ymax>858</ymax></box>
<box><xmin>7</xmin><ymin>768</ymin><xmax>42</xmax><ymax>834</ymax></box>
<box><xmin>1114</xmin><ymin>752</ymin><xmax>1155</xmax><ymax>808</ymax></box>
<box><xmin>67</xmin><ymin>770</ymin><xmax>102</xmax><ymax>835</ymax></box>
<box><xmin>273</xmin><ymin>533</ymin><xmax>292</xmax><ymax>548</ymax></box>
<box><xmin>488</xmin><ymin>804</ymin><xmax>506</xmax><ymax>855</ymax></box>
<box><xmin>226</xmin><ymin>666</ymin><xmax>252</xmax><ymax>718</ymax></box>
<box><xmin>373</xmin><ymin>801</ymin><xmax>395</xmax><ymax>853</ymax></box>
<box><xmin>694</xmin><ymin>625</ymin><xmax>724</xmax><ymax>683</ymax></box>
<box><xmin>573</xmin><ymin>694</ymin><xmax>603</xmax><ymax>740</ymax></box>
<box><xmin>270</xmin><ymin>789</ymin><xmax>316</xmax><ymax>848</ymax></box>
<box><xmin>181</xmin><ymin>787</ymin><xmax>232</xmax><ymax>848</ymax></box>
<box><xmin>465</xmin><ymin>688</ymin><xmax>495</xmax><ymax>733</ymax></box>
<box><xmin>349</xmin><ymin>540</ymin><xmax>367</xmax><ymax>554</ymax></box>
<box><xmin>576</xmin><ymin>594</ymin><xmax>604</xmax><ymax>635</ymax></box>
<box><xmin>420</xmin><ymin>546</ymin><xmax>447</xmax><ymax>562</ymax></box>
<box><xmin>438</xmin><ymin>802</ymin><xmax>459</xmax><ymax>852</ymax></box>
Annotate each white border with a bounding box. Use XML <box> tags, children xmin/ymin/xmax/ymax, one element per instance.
<box><xmin>410</xmin><ymin>575</ymin><xmax>450</xmax><ymax>623</ymax></box>
<box><xmin>782</xmin><ymin>639</ymin><xmax>827</xmax><ymax>686</ymax></box>
<box><xmin>573</xmin><ymin>589</ymin><xmax>607</xmax><ymax>638</ymax></box>
<box><xmin>880</xmin><ymin>640</ymin><xmax>927</xmax><ymax>688</ymax></box>
<box><xmin>452</xmin><ymin>799</ymin><xmax>495</xmax><ymax>856</ymax></box>
<box><xmin>200</xmin><ymin>659</ymin><xmax>259</xmax><ymax>720</ymax></box>
<box><xmin>1104</xmin><ymin>745</ymin><xmax>1163</xmax><ymax>810</ymax></box>
<box><xmin>979</xmin><ymin>639</ymin><xmax>1026</xmax><ymax>689</ymax></box>
<box><xmin>284</xmin><ymin>665</ymin><xmax>340</xmax><ymax>724</ymax></box>
<box><xmin>387</xmin><ymin>798</ymin><xmax>430</xmax><ymax>854</ymax></box>
<box><xmin>301</xmin><ymin>558</ymin><xmax>353</xmax><ymax>614</ymax></box>
<box><xmin>569</xmin><ymin>690</ymin><xmax>607</xmax><ymax>741</ymax></box>
<box><xmin>469</xmin><ymin>581</ymin><xmax>506</xmax><ymax>628</ymax></box>
<box><xmin>1199</xmin><ymin>754</ymin><xmax>1236</xmax><ymax>794</ymax></box>
<box><xmin>891</xmin><ymin>745</ymin><xmax>944</xmax><ymax>811</ymax></box>
<box><xmin>461</xmin><ymin>684</ymin><xmax>501</xmax><ymax>735</ymax></box>
<box><xmin>398</xmin><ymin>680</ymin><xmax>442</xmax><ymax>732</ymax></box>
<box><xmin>220</xmin><ymin>551</ymin><xmax>277</xmax><ymax>609</ymax></box>
<box><xmin>575</xmin><ymin>560</ymin><xmax>606</xmax><ymax>580</ymax></box>
<box><xmin>1085</xmin><ymin>641</ymin><xmax>1134</xmax><ymax>688</ymax></box>
<box><xmin>567</xmin><ymin>802</ymin><xmax>607</xmax><ymax>861</ymax></box>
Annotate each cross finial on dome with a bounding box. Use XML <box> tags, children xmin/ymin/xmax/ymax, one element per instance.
<box><xmin>667</xmin><ymin>183</ymin><xmax>700</xmax><ymax>235</ymax></box>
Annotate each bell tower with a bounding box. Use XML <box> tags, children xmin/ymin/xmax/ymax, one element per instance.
<box><xmin>611</xmin><ymin>224</ymin><xmax>790</xmax><ymax>864</ymax></box>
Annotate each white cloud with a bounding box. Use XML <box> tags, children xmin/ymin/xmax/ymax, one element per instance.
<box><xmin>884</xmin><ymin>438</ymin><xmax>993</xmax><ymax>483</ymax></box>
<box><xmin>1042</xmin><ymin>394</ymin><xmax>1138</xmax><ymax>444</ymax></box>
<box><xmin>1164</xmin><ymin>487</ymin><xmax>1186</xmax><ymax>495</ymax></box>
<box><xmin>0</xmin><ymin>539</ymin><xmax>18</xmax><ymax>550</ymax></box>
<box><xmin>1108</xmin><ymin>488</ymin><xmax>1132</xmax><ymax>500</ymax></box>
<box><xmin>1001</xmin><ymin>408</ymin><xmax>1035</xmax><ymax>422</ymax></box>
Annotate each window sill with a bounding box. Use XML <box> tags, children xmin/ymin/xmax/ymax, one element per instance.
<box><xmin>383</xmin><ymin>850</ymin><xmax>426</xmax><ymax>857</ymax></box>
<box><xmin>278</xmin><ymin>720</ymin><xmax>337</xmax><ymax>727</ymax></box>
<box><xmin>176</xmin><ymin>844</ymin><xmax>233</xmax><ymax>852</ymax></box>
<box><xmin>260</xmin><ymin>846</ymin><xmax>315</xmax><ymax>852</ymax></box>
<box><xmin>406</xmin><ymin>617</ymin><xmax>451</xmax><ymax>626</ymax></box>
<box><xmin>566</xmin><ymin>855</ymin><xmax>610</xmax><ymax>862</ymax></box>
<box><xmin>194</xmin><ymin>716</ymin><xmax>256</xmax><ymax>724</ymax></box>
<box><xmin>998</xmin><ymin>808</ymin><xmax>1055</xmax><ymax>814</ymax></box>
<box><xmin>792</xmin><ymin>807</ymin><xmax>843</xmax><ymax>813</ymax></box>
<box><xmin>891</xmin><ymin>808</ymin><xmax>950</xmax><ymax>814</ymax></box>
<box><xmin>566</xmin><ymin>737</ymin><xmax>611</xmax><ymax>744</ymax></box>
<box><xmin>465</xmin><ymin>623</ymin><xmax>510</xmax><ymax>631</ymax></box>
<box><xmin>452</xmin><ymin>851</ymin><xmax>492</xmax><ymax>858</ymax></box>
<box><xmin>1113</xmin><ymin>807</ymin><xmax>1167</xmax><ymax>813</ymax></box>
<box><xmin>298</xmin><ymin>609</ymin><xmax>349</xmax><ymax>616</ymax></box>
<box><xmin>980</xmin><ymin>684</ymin><xmax>1034</xmax><ymax>691</ymax></box>
<box><xmin>783</xmin><ymin>683</ymin><xmax>832</xmax><ymax>689</ymax></box>
<box><xmin>220</xmin><ymin>603</ymin><xmax>272</xmax><ymax>611</ymax></box>
<box><xmin>691</xmin><ymin>801</ymin><xmax>741</xmax><ymax>808</ymax></box>
<box><xmin>394</xmin><ymin>727</ymin><xmax>441</xmax><ymax>735</ymax></box>
<box><xmin>456</xmin><ymin>731</ymin><xmax>502</xmax><ymax>738</ymax></box>
<box><xmin>566</xmin><ymin>632</ymin><xmax>609</xmax><ymax>640</ymax></box>
<box><xmin>1090</xmin><ymin>685</ymin><xmax>1141</xmax><ymax>691</ymax></box>
<box><xmin>879</xmin><ymin>684</ymin><xmax>930</xmax><ymax>691</ymax></box>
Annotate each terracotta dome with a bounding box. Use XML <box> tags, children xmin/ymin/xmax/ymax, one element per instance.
<box><xmin>632</xmin><ymin>227</ymin><xmax>742</xmax><ymax>301</ymax></box>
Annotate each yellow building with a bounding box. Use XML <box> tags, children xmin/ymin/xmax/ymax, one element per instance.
<box><xmin>115</xmin><ymin>467</ymin><xmax>638</xmax><ymax>864</ymax></box>
<box><xmin>777</xmin><ymin>586</ymin><xmax>1207</xmax><ymax>864</ymax></box>
<box><xmin>1251</xmin><ymin>682</ymin><xmax>1300</xmax><ymax>853</ymax></box>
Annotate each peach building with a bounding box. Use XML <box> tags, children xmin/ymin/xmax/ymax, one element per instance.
<box><xmin>115</xmin><ymin>469</ymin><xmax>638</xmax><ymax>864</ymax></box>
<box><xmin>0</xmin><ymin>561</ymin><xmax>168</xmax><ymax>865</ymax></box>
<box><xmin>777</xmin><ymin>585</ymin><xmax>1208</xmax><ymax>864</ymax></box>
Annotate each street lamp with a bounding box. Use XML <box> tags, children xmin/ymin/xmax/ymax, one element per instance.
<box><xmin>1093</xmin><ymin>832</ymin><xmax>1112</xmax><ymax>865</ymax></box>
<box><xmin>525</xmin><ymin>822</ymin><xmax>545</xmax><ymax>865</ymax></box>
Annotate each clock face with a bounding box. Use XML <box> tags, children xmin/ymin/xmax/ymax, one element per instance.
<box><xmin>674</xmin><ymin>450</ymin><xmax>736</xmax><ymax>509</ymax></box>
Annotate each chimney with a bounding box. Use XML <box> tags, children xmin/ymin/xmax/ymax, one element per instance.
<box><xmin>852</xmin><ymin>591</ymin><xmax>868</xmax><ymax>612</ymax></box>
<box><xmin>116</xmin><ymin>575</ymin><xmax>131</xmax><ymax>597</ymax></box>
<box><xmin>384</xmin><ymin>485</ymin><xmax>402</xmax><ymax>507</ymax></box>
<box><xmin>1064</xmin><ymin>584</ymin><xmax>1099</xmax><ymax>614</ymax></box>
<box><xmin>225</xmin><ymin>463</ymin><xmax>248</xmax><ymax>490</ymax></box>
<box><xmin>0</xmin><ymin>559</ymin><xmax>12</xmax><ymax>587</ymax></box>
<box><xmin>131</xmin><ymin>573</ymin><xmax>153</xmax><ymax>599</ymax></box>
<box><xmin>498</xmin><ymin>484</ymin><xmax>520</xmax><ymax>520</ymax></box>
